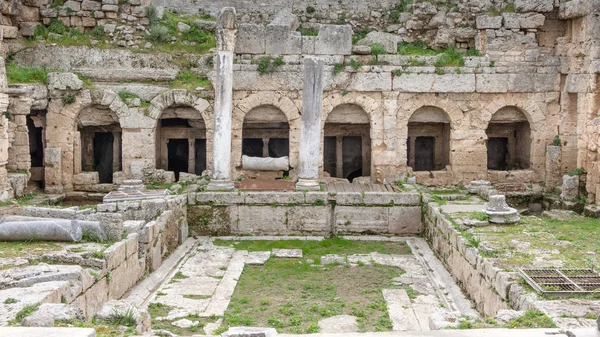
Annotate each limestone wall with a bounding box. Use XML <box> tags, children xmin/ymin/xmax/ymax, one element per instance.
<box><xmin>422</xmin><ymin>200</ymin><xmax>536</xmax><ymax>317</ymax></box>
<box><xmin>187</xmin><ymin>191</ymin><xmax>422</xmax><ymax>236</ymax></box>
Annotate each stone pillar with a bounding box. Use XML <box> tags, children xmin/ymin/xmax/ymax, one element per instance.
<box><xmin>545</xmin><ymin>145</ymin><xmax>562</xmax><ymax>189</ymax></box>
<box><xmin>44</xmin><ymin>147</ymin><xmax>63</xmax><ymax>193</ymax></box>
<box><xmin>73</xmin><ymin>131</ymin><xmax>81</xmax><ymax>174</ymax></box>
<box><xmin>296</xmin><ymin>58</ymin><xmax>324</xmax><ymax>191</ymax></box>
<box><xmin>6</xmin><ymin>96</ymin><xmax>33</xmax><ymax>172</ymax></box>
<box><xmin>112</xmin><ymin>132</ymin><xmax>121</xmax><ymax>173</ymax></box>
<box><xmin>188</xmin><ymin>138</ymin><xmax>195</xmax><ymax>174</ymax></box>
<box><xmin>207</xmin><ymin>7</ymin><xmax>237</xmax><ymax>191</ymax></box>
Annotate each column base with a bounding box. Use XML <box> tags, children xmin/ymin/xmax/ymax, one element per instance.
<box><xmin>206</xmin><ymin>179</ymin><xmax>235</xmax><ymax>191</ymax></box>
<box><xmin>295</xmin><ymin>178</ymin><xmax>320</xmax><ymax>191</ymax></box>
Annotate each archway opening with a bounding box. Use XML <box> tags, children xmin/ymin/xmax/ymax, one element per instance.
<box><xmin>77</xmin><ymin>105</ymin><xmax>122</xmax><ymax>183</ymax></box>
<box><xmin>324</xmin><ymin>104</ymin><xmax>371</xmax><ymax>182</ymax></box>
<box><xmin>156</xmin><ymin>106</ymin><xmax>207</xmax><ymax>180</ymax></box>
<box><xmin>486</xmin><ymin>107</ymin><xmax>531</xmax><ymax>170</ymax></box>
<box><xmin>27</xmin><ymin>109</ymin><xmax>46</xmax><ymax>185</ymax></box>
<box><xmin>407</xmin><ymin>106</ymin><xmax>450</xmax><ymax>171</ymax></box>
<box><xmin>242</xmin><ymin>105</ymin><xmax>290</xmax><ymax>159</ymax></box>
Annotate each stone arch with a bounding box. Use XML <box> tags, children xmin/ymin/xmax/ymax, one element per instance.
<box><xmin>148</xmin><ymin>90</ymin><xmax>213</xmax><ymax>179</ymax></box>
<box><xmin>321</xmin><ymin>92</ymin><xmax>379</xmax><ymax>181</ymax></box>
<box><xmin>44</xmin><ymin>89</ymin><xmax>131</xmax><ymax>191</ymax></box>
<box><xmin>480</xmin><ymin>98</ymin><xmax>545</xmax><ymax>132</ymax></box>
<box><xmin>74</xmin><ymin>90</ymin><xmax>132</xmax><ymax>183</ymax></box>
<box><xmin>485</xmin><ymin>106</ymin><xmax>533</xmax><ymax>171</ymax></box>
<box><xmin>480</xmin><ymin>96</ymin><xmax>546</xmax><ymax>181</ymax></box>
<box><xmin>406</xmin><ymin>106</ymin><xmax>452</xmax><ymax>171</ymax></box>
<box><xmin>397</xmin><ymin>95</ymin><xmax>464</xmax><ymax>132</ymax></box>
<box><xmin>396</xmin><ymin>95</ymin><xmax>464</xmax><ymax>175</ymax></box>
<box><xmin>232</xmin><ymin>92</ymin><xmax>300</xmax><ymax>172</ymax></box>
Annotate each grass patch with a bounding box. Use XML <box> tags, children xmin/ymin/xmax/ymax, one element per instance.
<box><xmin>434</xmin><ymin>47</ymin><xmax>464</xmax><ymax>67</ymax></box>
<box><xmin>172</xmin><ymin>70</ymin><xmax>210</xmax><ymax>90</ymax></box>
<box><xmin>220</xmin><ymin>259</ymin><xmax>405</xmax><ymax>333</ymax></box>
<box><xmin>214</xmin><ymin>238</ymin><xmax>412</xmax><ymax>333</ymax></box>
<box><xmin>257</xmin><ymin>56</ymin><xmax>285</xmax><ymax>75</ymax></box>
<box><xmin>370</xmin><ymin>43</ymin><xmax>387</xmax><ymax>56</ymax></box>
<box><xmin>213</xmin><ymin>237</ymin><xmax>411</xmax><ymax>260</ymax></box>
<box><xmin>4</xmin><ymin>298</ymin><xmax>18</xmax><ymax>304</ymax></box>
<box><xmin>13</xmin><ymin>303</ymin><xmax>40</xmax><ymax>323</ymax></box>
<box><xmin>504</xmin><ymin>310</ymin><xmax>556</xmax><ymax>328</ymax></box>
<box><xmin>397</xmin><ymin>40</ymin><xmax>441</xmax><ymax>56</ymax></box>
<box><xmin>297</xmin><ymin>28</ymin><xmax>319</xmax><ymax>36</ymax></box>
<box><xmin>6</xmin><ymin>62</ymin><xmax>50</xmax><ymax>84</ymax></box>
<box><xmin>0</xmin><ymin>240</ymin><xmax>61</xmax><ymax>258</ymax></box>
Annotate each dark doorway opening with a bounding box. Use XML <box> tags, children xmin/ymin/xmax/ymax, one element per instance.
<box><xmin>342</xmin><ymin>136</ymin><xmax>362</xmax><ymax>181</ymax></box>
<box><xmin>242</xmin><ymin>138</ymin><xmax>263</xmax><ymax>157</ymax></box>
<box><xmin>414</xmin><ymin>136</ymin><xmax>435</xmax><ymax>171</ymax></box>
<box><xmin>487</xmin><ymin>137</ymin><xmax>508</xmax><ymax>170</ymax></box>
<box><xmin>27</xmin><ymin>116</ymin><xmax>44</xmax><ymax>167</ymax></box>
<box><xmin>194</xmin><ymin>139</ymin><xmax>206</xmax><ymax>175</ymax></box>
<box><xmin>168</xmin><ymin>139</ymin><xmax>189</xmax><ymax>180</ymax></box>
<box><xmin>268</xmin><ymin>138</ymin><xmax>289</xmax><ymax>158</ymax></box>
<box><xmin>93</xmin><ymin>132</ymin><xmax>114</xmax><ymax>183</ymax></box>
<box><xmin>323</xmin><ymin>136</ymin><xmax>336</xmax><ymax>177</ymax></box>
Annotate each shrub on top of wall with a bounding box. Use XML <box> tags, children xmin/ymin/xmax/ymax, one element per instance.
<box><xmin>62</xmin><ymin>94</ymin><xmax>76</xmax><ymax>105</ymax></box>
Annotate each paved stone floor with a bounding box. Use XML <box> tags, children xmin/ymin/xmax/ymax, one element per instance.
<box><xmin>143</xmin><ymin>236</ymin><xmax>477</xmax><ymax>334</ymax></box>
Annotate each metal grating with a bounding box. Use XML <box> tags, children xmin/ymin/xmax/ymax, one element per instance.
<box><xmin>520</xmin><ymin>268</ymin><xmax>600</xmax><ymax>296</ymax></box>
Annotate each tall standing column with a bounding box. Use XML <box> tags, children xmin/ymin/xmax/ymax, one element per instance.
<box><xmin>207</xmin><ymin>7</ymin><xmax>237</xmax><ymax>191</ymax></box>
<box><xmin>296</xmin><ymin>58</ymin><xmax>324</xmax><ymax>191</ymax></box>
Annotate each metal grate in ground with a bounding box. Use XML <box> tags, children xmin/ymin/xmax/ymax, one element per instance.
<box><xmin>520</xmin><ymin>268</ymin><xmax>600</xmax><ymax>296</ymax></box>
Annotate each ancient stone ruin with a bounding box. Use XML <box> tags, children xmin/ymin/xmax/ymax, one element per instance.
<box><xmin>0</xmin><ymin>0</ymin><xmax>598</xmax><ymax>336</ymax></box>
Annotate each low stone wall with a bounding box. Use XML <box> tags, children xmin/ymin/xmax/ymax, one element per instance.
<box><xmin>187</xmin><ymin>191</ymin><xmax>422</xmax><ymax>236</ymax></box>
<box><xmin>422</xmin><ymin>200</ymin><xmax>536</xmax><ymax>317</ymax></box>
<box><xmin>9</xmin><ymin>195</ymin><xmax>188</xmax><ymax>319</ymax></box>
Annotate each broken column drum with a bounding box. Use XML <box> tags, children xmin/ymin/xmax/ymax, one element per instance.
<box><xmin>486</xmin><ymin>195</ymin><xmax>520</xmax><ymax>224</ymax></box>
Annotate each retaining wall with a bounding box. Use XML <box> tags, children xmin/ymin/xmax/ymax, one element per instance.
<box><xmin>187</xmin><ymin>191</ymin><xmax>422</xmax><ymax>236</ymax></box>
<box><xmin>422</xmin><ymin>200</ymin><xmax>537</xmax><ymax>317</ymax></box>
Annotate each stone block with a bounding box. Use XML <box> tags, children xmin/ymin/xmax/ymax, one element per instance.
<box><xmin>475</xmin><ymin>74</ymin><xmax>508</xmax><ymax>93</ymax></box>
<box><xmin>314</xmin><ymin>25</ymin><xmax>352</xmax><ymax>55</ymax></box>
<box><xmin>559</xmin><ymin>0</ymin><xmax>595</xmax><ymax>19</ymax></box>
<box><xmin>565</xmin><ymin>73</ymin><xmax>596</xmax><ymax>93</ymax></box>
<box><xmin>388</xmin><ymin>206</ymin><xmax>423</xmax><ymax>234</ymax></box>
<box><xmin>304</xmin><ymin>191</ymin><xmax>328</xmax><ymax>204</ymax></box>
<box><xmin>363</xmin><ymin>192</ymin><xmax>421</xmax><ymax>205</ymax></box>
<box><xmin>195</xmin><ymin>192</ymin><xmax>244</xmax><ymax>204</ymax></box>
<box><xmin>519</xmin><ymin>13</ymin><xmax>545</xmax><ymax>29</ymax></box>
<box><xmin>2</xmin><ymin>25</ymin><xmax>19</xmax><ymax>39</ymax></box>
<box><xmin>85</xmin><ymin>277</ymin><xmax>108</xmax><ymax>316</ymax></box>
<box><xmin>235</xmin><ymin>205</ymin><xmax>289</xmax><ymax>234</ymax></box>
<box><xmin>302</xmin><ymin>36</ymin><xmax>315</xmax><ymax>54</ymax></box>
<box><xmin>335</xmin><ymin>206</ymin><xmax>389</xmax><ymax>234</ymax></box>
<box><xmin>286</xmin><ymin>206</ymin><xmax>330</xmax><ymax>233</ymax></box>
<box><xmin>103</xmin><ymin>240</ymin><xmax>127</xmax><ymax>271</ymax></box>
<box><xmin>355</xmin><ymin>31</ymin><xmax>399</xmax><ymax>54</ymax></box>
<box><xmin>393</xmin><ymin>73</ymin><xmax>435</xmax><ymax>92</ymax></box>
<box><xmin>64</xmin><ymin>0</ymin><xmax>81</xmax><ymax>11</ymax></box>
<box><xmin>82</xmin><ymin>0</ymin><xmax>101</xmax><ymax>11</ymax></box>
<box><xmin>20</xmin><ymin>22</ymin><xmax>41</xmax><ymax>37</ymax></box>
<box><xmin>8</xmin><ymin>173</ymin><xmax>27</xmax><ymax>198</ymax></box>
<box><xmin>73</xmin><ymin>172</ymin><xmax>99</xmax><ymax>186</ymax></box>
<box><xmin>432</xmin><ymin>74</ymin><xmax>475</xmax><ymax>92</ymax></box>
<box><xmin>102</xmin><ymin>4</ymin><xmax>118</xmax><ymax>12</ymax></box>
<box><xmin>560</xmin><ymin>175</ymin><xmax>579</xmax><ymax>201</ymax></box>
<box><xmin>244</xmin><ymin>192</ymin><xmax>305</xmax><ymax>204</ymax></box>
<box><xmin>235</xmin><ymin>24</ymin><xmax>265</xmax><ymax>54</ymax></box>
<box><xmin>515</xmin><ymin>0</ymin><xmax>554</xmax><ymax>12</ymax></box>
<box><xmin>48</xmin><ymin>72</ymin><xmax>83</xmax><ymax>91</ymax></box>
<box><xmin>502</xmin><ymin>13</ymin><xmax>520</xmax><ymax>29</ymax></box>
<box><xmin>476</xmin><ymin>15</ymin><xmax>502</xmax><ymax>29</ymax></box>
<box><xmin>347</xmin><ymin>72</ymin><xmax>392</xmax><ymax>91</ymax></box>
